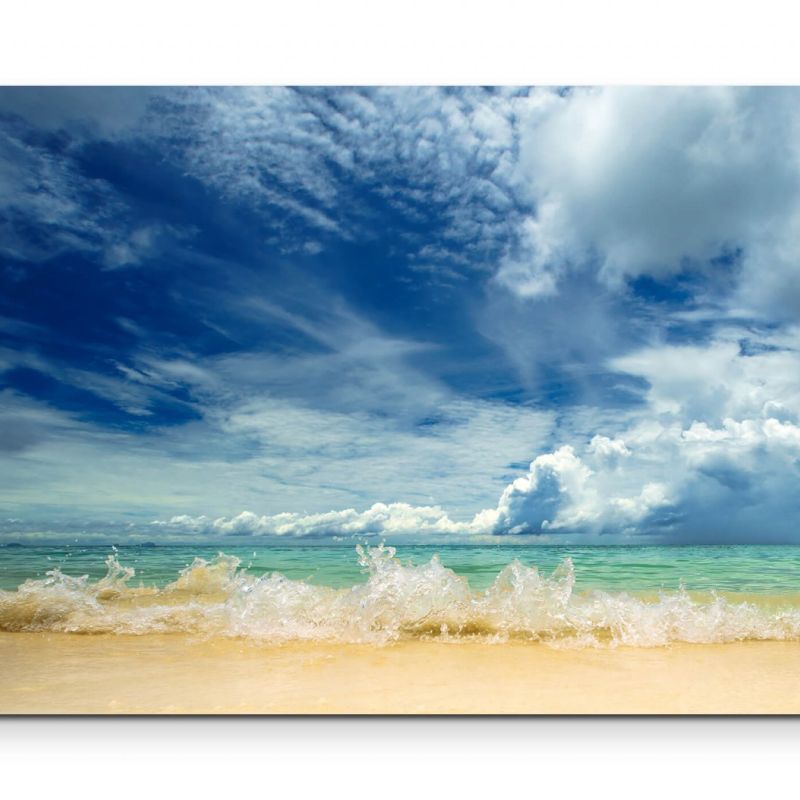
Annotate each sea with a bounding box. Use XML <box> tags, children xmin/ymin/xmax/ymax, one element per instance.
<box><xmin>1</xmin><ymin>542</ymin><xmax>800</xmax><ymax>647</ymax></box>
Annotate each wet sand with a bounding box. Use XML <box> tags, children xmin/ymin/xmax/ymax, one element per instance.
<box><xmin>1</xmin><ymin>632</ymin><xmax>798</xmax><ymax>714</ymax></box>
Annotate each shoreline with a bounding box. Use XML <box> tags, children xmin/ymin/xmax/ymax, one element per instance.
<box><xmin>1</xmin><ymin>632</ymin><xmax>799</xmax><ymax>714</ymax></box>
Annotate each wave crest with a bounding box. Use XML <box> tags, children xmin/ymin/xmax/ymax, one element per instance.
<box><xmin>1</xmin><ymin>545</ymin><xmax>799</xmax><ymax>646</ymax></box>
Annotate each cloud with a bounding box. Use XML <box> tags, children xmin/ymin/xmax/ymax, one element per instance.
<box><xmin>609</xmin><ymin>325</ymin><xmax>800</xmax><ymax>425</ymax></box>
<box><xmin>152</xmin><ymin>442</ymin><xmax>670</xmax><ymax>539</ymax></box>
<box><xmin>0</xmin><ymin>87</ymin><xmax>155</xmax><ymax>137</ymax></box>
<box><xmin>155</xmin><ymin>409</ymin><xmax>800</xmax><ymax>542</ymax></box>
<box><xmin>0</xmin><ymin>111</ymin><xmax>192</xmax><ymax>269</ymax></box>
<box><xmin>8</xmin><ymin>332</ymin><xmax>800</xmax><ymax>543</ymax></box>
<box><xmin>588</xmin><ymin>434</ymin><xmax>630</xmax><ymax>465</ymax></box>
<box><xmin>0</xmin><ymin>87</ymin><xmax>714</xmax><ymax>294</ymax></box>
<box><xmin>499</xmin><ymin>87</ymin><xmax>800</xmax><ymax>318</ymax></box>
<box><xmin>156</xmin><ymin>503</ymin><xmax>474</xmax><ymax>538</ymax></box>
<box><xmin>8</xmin><ymin>299</ymin><xmax>800</xmax><ymax>543</ymax></box>
<box><xmin>7</xmin><ymin>87</ymin><xmax>800</xmax><ymax>314</ymax></box>
<box><xmin>144</xmin><ymin>87</ymin><xmax>536</xmax><ymax>268</ymax></box>
<box><xmin>471</xmin><ymin>443</ymin><xmax>670</xmax><ymax>536</ymax></box>
<box><xmin>102</xmin><ymin>224</ymin><xmax>190</xmax><ymax>270</ymax></box>
<box><xmin>148</xmin><ymin>323</ymin><xmax>800</xmax><ymax>542</ymax></box>
<box><xmin>0</xmin><ymin>120</ymin><xmax>129</xmax><ymax>263</ymax></box>
<box><xmin>0</xmin><ymin>344</ymin><xmax>193</xmax><ymax>419</ymax></box>
<box><xmin>0</xmin><ymin>351</ymin><xmax>554</xmax><ymax>528</ymax></box>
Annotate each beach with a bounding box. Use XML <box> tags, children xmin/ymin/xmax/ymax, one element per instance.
<box><xmin>1</xmin><ymin>632</ymin><xmax>798</xmax><ymax>714</ymax></box>
<box><xmin>3</xmin><ymin>544</ymin><xmax>800</xmax><ymax>714</ymax></box>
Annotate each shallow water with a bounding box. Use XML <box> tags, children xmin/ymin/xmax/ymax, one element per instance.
<box><xmin>1</xmin><ymin>543</ymin><xmax>800</xmax><ymax>647</ymax></box>
<box><xmin>2</xmin><ymin>542</ymin><xmax>800</xmax><ymax>593</ymax></box>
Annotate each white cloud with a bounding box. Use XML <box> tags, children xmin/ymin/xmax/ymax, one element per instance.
<box><xmin>588</xmin><ymin>434</ymin><xmax>630</xmax><ymax>465</ymax></box>
<box><xmin>0</xmin><ymin>113</ymin><xmax>192</xmax><ymax>268</ymax></box>
<box><xmin>146</xmin><ymin>87</ymin><xmax>536</xmax><ymax>267</ymax></box>
<box><xmin>8</xmin><ymin>324</ymin><xmax>800</xmax><ymax>542</ymax></box>
<box><xmin>154</xmin><ymin>442</ymin><xmax>670</xmax><ymax>539</ymax></box>
<box><xmin>499</xmin><ymin>87</ymin><xmax>800</xmax><ymax>317</ymax></box>
<box><xmin>102</xmin><ymin>224</ymin><xmax>189</xmax><ymax>270</ymax></box>
<box><xmin>610</xmin><ymin>325</ymin><xmax>800</xmax><ymax>425</ymax></box>
<box><xmin>0</xmin><ymin>352</ymin><xmax>553</xmax><ymax>528</ymax></box>
<box><xmin>157</xmin><ymin>503</ymin><xmax>474</xmax><ymax>538</ymax></box>
<box><xmin>7</xmin><ymin>87</ymin><xmax>800</xmax><ymax>314</ymax></box>
<box><xmin>151</xmin><ymin>324</ymin><xmax>800</xmax><ymax>542</ymax></box>
<box><xmin>478</xmin><ymin>444</ymin><xmax>670</xmax><ymax>536</ymax></box>
<box><xmin>0</xmin><ymin>345</ymin><xmax>188</xmax><ymax>419</ymax></box>
<box><xmin>0</xmin><ymin>87</ymin><xmax>155</xmax><ymax>137</ymax></box>
<box><xmin>9</xmin><ymin>310</ymin><xmax>800</xmax><ymax>542</ymax></box>
<box><xmin>0</xmin><ymin>122</ymin><xmax>128</xmax><ymax>262</ymax></box>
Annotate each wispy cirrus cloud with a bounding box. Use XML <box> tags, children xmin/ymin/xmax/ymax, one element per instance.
<box><xmin>0</xmin><ymin>107</ymin><xmax>194</xmax><ymax>270</ymax></box>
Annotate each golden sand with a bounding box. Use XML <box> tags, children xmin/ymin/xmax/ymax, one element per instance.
<box><xmin>1</xmin><ymin>632</ymin><xmax>798</xmax><ymax>714</ymax></box>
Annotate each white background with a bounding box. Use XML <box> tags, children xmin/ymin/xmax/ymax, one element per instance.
<box><xmin>0</xmin><ymin>717</ymin><xmax>798</xmax><ymax>796</ymax></box>
<box><xmin>1</xmin><ymin>1</ymin><xmax>799</xmax><ymax>795</ymax></box>
<box><xmin>3</xmin><ymin>0</ymin><xmax>800</xmax><ymax>85</ymax></box>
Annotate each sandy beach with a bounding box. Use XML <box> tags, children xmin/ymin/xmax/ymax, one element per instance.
<box><xmin>1</xmin><ymin>632</ymin><xmax>798</xmax><ymax>714</ymax></box>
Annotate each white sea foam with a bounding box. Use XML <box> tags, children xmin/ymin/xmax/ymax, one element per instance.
<box><xmin>1</xmin><ymin>545</ymin><xmax>799</xmax><ymax>646</ymax></box>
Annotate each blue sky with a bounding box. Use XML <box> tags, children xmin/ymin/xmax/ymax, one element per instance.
<box><xmin>2</xmin><ymin>86</ymin><xmax>800</xmax><ymax>543</ymax></box>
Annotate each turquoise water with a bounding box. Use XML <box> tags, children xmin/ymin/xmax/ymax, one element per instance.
<box><xmin>3</xmin><ymin>543</ymin><xmax>800</xmax><ymax>645</ymax></box>
<box><xmin>2</xmin><ymin>543</ymin><xmax>799</xmax><ymax>595</ymax></box>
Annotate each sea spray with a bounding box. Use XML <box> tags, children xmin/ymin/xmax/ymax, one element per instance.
<box><xmin>1</xmin><ymin>544</ymin><xmax>800</xmax><ymax>646</ymax></box>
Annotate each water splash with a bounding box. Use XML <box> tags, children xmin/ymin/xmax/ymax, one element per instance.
<box><xmin>1</xmin><ymin>545</ymin><xmax>799</xmax><ymax>646</ymax></box>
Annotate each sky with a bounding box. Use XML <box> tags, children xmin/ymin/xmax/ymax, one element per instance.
<box><xmin>2</xmin><ymin>86</ymin><xmax>800</xmax><ymax>544</ymax></box>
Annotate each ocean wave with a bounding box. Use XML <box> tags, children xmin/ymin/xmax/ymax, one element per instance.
<box><xmin>1</xmin><ymin>545</ymin><xmax>799</xmax><ymax>646</ymax></box>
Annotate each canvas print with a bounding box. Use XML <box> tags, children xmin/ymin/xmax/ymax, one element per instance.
<box><xmin>1</xmin><ymin>86</ymin><xmax>800</xmax><ymax>715</ymax></box>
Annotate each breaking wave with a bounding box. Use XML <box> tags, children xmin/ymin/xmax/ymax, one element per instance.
<box><xmin>1</xmin><ymin>545</ymin><xmax>800</xmax><ymax>647</ymax></box>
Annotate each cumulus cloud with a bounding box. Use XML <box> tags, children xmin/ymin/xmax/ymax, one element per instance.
<box><xmin>10</xmin><ymin>322</ymin><xmax>800</xmax><ymax>542</ymax></box>
<box><xmin>156</xmin><ymin>503</ymin><xmax>475</xmax><ymax>538</ymax></box>
<box><xmin>466</xmin><ymin>443</ymin><xmax>670</xmax><ymax>537</ymax></box>
<box><xmin>499</xmin><ymin>87</ymin><xmax>800</xmax><ymax>318</ymax></box>
<box><xmin>588</xmin><ymin>435</ymin><xmax>630</xmax><ymax>466</ymax></box>
<box><xmin>157</xmin><ymin>410</ymin><xmax>800</xmax><ymax>542</ymax></box>
<box><xmin>153</xmin><ymin>324</ymin><xmax>800</xmax><ymax>542</ymax></box>
<box><xmin>154</xmin><ymin>443</ymin><xmax>670</xmax><ymax>539</ymax></box>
